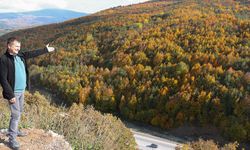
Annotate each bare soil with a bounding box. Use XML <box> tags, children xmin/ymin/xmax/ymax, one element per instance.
<box><xmin>0</xmin><ymin>128</ymin><xmax>72</xmax><ymax>150</ymax></box>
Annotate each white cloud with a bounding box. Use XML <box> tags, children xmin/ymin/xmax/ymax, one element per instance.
<box><xmin>65</xmin><ymin>0</ymin><xmax>149</xmax><ymax>13</ymax></box>
<box><xmin>0</xmin><ymin>0</ymin><xmax>67</xmax><ymax>12</ymax></box>
<box><xmin>0</xmin><ymin>0</ymin><xmax>149</xmax><ymax>13</ymax></box>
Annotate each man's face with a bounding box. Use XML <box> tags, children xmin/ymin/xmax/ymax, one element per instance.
<box><xmin>8</xmin><ymin>40</ymin><xmax>21</xmax><ymax>55</ymax></box>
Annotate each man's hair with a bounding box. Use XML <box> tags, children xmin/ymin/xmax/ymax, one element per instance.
<box><xmin>7</xmin><ymin>37</ymin><xmax>20</xmax><ymax>45</ymax></box>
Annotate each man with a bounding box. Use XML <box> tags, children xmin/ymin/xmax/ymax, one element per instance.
<box><xmin>0</xmin><ymin>37</ymin><xmax>55</xmax><ymax>149</ymax></box>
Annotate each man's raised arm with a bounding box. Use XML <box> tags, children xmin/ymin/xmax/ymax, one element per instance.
<box><xmin>22</xmin><ymin>44</ymin><xmax>55</xmax><ymax>59</ymax></box>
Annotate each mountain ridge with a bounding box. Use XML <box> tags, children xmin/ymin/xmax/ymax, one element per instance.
<box><xmin>0</xmin><ymin>8</ymin><xmax>87</xmax><ymax>35</ymax></box>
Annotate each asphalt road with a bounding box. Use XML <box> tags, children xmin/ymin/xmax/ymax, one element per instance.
<box><xmin>132</xmin><ymin>130</ymin><xmax>182</xmax><ymax>150</ymax></box>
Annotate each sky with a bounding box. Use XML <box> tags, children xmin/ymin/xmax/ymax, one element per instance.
<box><xmin>0</xmin><ymin>0</ymin><xmax>149</xmax><ymax>13</ymax></box>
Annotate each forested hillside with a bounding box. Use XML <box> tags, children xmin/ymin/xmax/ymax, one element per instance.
<box><xmin>0</xmin><ymin>0</ymin><xmax>249</xmax><ymax>143</ymax></box>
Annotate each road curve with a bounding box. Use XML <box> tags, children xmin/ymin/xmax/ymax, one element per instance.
<box><xmin>132</xmin><ymin>130</ymin><xmax>182</xmax><ymax>150</ymax></box>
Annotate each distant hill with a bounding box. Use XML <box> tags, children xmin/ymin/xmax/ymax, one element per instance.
<box><xmin>0</xmin><ymin>9</ymin><xmax>87</xmax><ymax>35</ymax></box>
<box><xmin>0</xmin><ymin>29</ymin><xmax>13</xmax><ymax>36</ymax></box>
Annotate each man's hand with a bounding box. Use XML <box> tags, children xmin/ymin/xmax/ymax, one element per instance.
<box><xmin>46</xmin><ymin>44</ymin><xmax>55</xmax><ymax>52</ymax></box>
<box><xmin>9</xmin><ymin>97</ymin><xmax>16</xmax><ymax>104</ymax></box>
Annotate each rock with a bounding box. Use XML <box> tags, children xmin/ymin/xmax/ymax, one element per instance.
<box><xmin>0</xmin><ymin>128</ymin><xmax>72</xmax><ymax>150</ymax></box>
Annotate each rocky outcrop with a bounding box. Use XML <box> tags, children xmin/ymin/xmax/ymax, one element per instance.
<box><xmin>0</xmin><ymin>128</ymin><xmax>72</xmax><ymax>150</ymax></box>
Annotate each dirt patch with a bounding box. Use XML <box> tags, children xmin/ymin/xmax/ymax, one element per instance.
<box><xmin>0</xmin><ymin>128</ymin><xmax>72</xmax><ymax>150</ymax></box>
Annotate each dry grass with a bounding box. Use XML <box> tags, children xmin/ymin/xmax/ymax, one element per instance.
<box><xmin>0</xmin><ymin>91</ymin><xmax>136</xmax><ymax>150</ymax></box>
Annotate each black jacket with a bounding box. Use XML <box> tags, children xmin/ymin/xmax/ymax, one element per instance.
<box><xmin>0</xmin><ymin>48</ymin><xmax>49</xmax><ymax>100</ymax></box>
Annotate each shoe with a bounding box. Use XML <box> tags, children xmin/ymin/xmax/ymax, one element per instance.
<box><xmin>17</xmin><ymin>130</ymin><xmax>28</xmax><ymax>137</ymax></box>
<box><xmin>9</xmin><ymin>139</ymin><xmax>20</xmax><ymax>149</ymax></box>
<box><xmin>7</xmin><ymin>130</ymin><xmax>28</xmax><ymax>137</ymax></box>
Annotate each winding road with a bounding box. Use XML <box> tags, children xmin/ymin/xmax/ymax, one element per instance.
<box><xmin>132</xmin><ymin>130</ymin><xmax>181</xmax><ymax>150</ymax></box>
<box><xmin>124</xmin><ymin>122</ymin><xmax>183</xmax><ymax>150</ymax></box>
